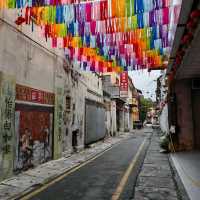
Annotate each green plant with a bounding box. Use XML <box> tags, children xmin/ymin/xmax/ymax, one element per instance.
<box><xmin>160</xmin><ymin>135</ymin><xmax>169</xmax><ymax>151</ymax></box>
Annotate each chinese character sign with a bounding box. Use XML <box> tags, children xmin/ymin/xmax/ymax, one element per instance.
<box><xmin>120</xmin><ymin>72</ymin><xmax>128</xmax><ymax>98</ymax></box>
<box><xmin>53</xmin><ymin>87</ymin><xmax>64</xmax><ymax>159</ymax></box>
<box><xmin>16</xmin><ymin>84</ymin><xmax>55</xmax><ymax>105</ymax></box>
<box><xmin>0</xmin><ymin>72</ymin><xmax>15</xmax><ymax>181</ymax></box>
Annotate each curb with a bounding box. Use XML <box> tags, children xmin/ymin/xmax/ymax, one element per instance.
<box><xmin>168</xmin><ymin>155</ymin><xmax>190</xmax><ymax>200</ymax></box>
<box><xmin>131</xmin><ymin>133</ymin><xmax>153</xmax><ymax>200</ymax></box>
<box><xmin>132</xmin><ymin>131</ymin><xmax>181</xmax><ymax>200</ymax></box>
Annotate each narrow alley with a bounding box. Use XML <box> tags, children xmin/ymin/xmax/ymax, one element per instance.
<box><xmin>0</xmin><ymin>128</ymin><xmax>183</xmax><ymax>200</ymax></box>
<box><xmin>27</xmin><ymin>131</ymin><xmax>147</xmax><ymax>200</ymax></box>
<box><xmin>1</xmin><ymin>0</ymin><xmax>200</xmax><ymax>199</ymax></box>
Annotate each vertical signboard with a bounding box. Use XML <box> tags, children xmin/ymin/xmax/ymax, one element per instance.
<box><xmin>120</xmin><ymin>72</ymin><xmax>128</xmax><ymax>97</ymax></box>
<box><xmin>0</xmin><ymin>72</ymin><xmax>15</xmax><ymax>181</ymax></box>
<box><xmin>53</xmin><ymin>87</ymin><xmax>64</xmax><ymax>159</ymax></box>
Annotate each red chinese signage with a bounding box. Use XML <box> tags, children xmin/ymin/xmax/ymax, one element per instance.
<box><xmin>120</xmin><ymin>72</ymin><xmax>128</xmax><ymax>97</ymax></box>
<box><xmin>16</xmin><ymin>84</ymin><xmax>55</xmax><ymax>105</ymax></box>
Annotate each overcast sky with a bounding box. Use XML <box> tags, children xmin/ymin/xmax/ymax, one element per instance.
<box><xmin>127</xmin><ymin>0</ymin><xmax>182</xmax><ymax>101</ymax></box>
<box><xmin>129</xmin><ymin>70</ymin><xmax>161</xmax><ymax>100</ymax></box>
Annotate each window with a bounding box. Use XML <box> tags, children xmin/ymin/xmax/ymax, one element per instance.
<box><xmin>102</xmin><ymin>75</ymin><xmax>110</xmax><ymax>82</ymax></box>
<box><xmin>66</xmin><ymin>96</ymin><xmax>71</xmax><ymax>110</ymax></box>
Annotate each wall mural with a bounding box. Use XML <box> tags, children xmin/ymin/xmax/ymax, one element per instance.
<box><xmin>14</xmin><ymin>108</ymin><xmax>53</xmax><ymax>171</ymax></box>
<box><xmin>14</xmin><ymin>84</ymin><xmax>54</xmax><ymax>171</ymax></box>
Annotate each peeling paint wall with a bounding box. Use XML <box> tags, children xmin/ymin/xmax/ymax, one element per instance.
<box><xmin>61</xmin><ymin>62</ymin><xmax>103</xmax><ymax>153</ymax></box>
<box><xmin>0</xmin><ymin>21</ymin><xmax>63</xmax><ymax>178</ymax></box>
<box><xmin>61</xmin><ymin>64</ymin><xmax>87</xmax><ymax>154</ymax></box>
<box><xmin>0</xmin><ymin>25</ymin><xmax>55</xmax><ymax>93</ymax></box>
<box><xmin>0</xmin><ymin>21</ymin><xmax>63</xmax><ymax>169</ymax></box>
<box><xmin>0</xmin><ymin>10</ymin><xmax>104</xmax><ymax>180</ymax></box>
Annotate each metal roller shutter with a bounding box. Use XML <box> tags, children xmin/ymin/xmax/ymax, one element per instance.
<box><xmin>85</xmin><ymin>99</ymin><xmax>106</xmax><ymax>145</ymax></box>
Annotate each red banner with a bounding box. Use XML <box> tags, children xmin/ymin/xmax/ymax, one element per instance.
<box><xmin>16</xmin><ymin>84</ymin><xmax>55</xmax><ymax>105</ymax></box>
<box><xmin>120</xmin><ymin>72</ymin><xmax>128</xmax><ymax>97</ymax></box>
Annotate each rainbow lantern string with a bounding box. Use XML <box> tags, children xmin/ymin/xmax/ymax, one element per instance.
<box><xmin>1</xmin><ymin>0</ymin><xmax>181</xmax><ymax>73</ymax></box>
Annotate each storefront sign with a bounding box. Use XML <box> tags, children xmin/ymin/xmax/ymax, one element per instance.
<box><xmin>16</xmin><ymin>84</ymin><xmax>55</xmax><ymax>105</ymax></box>
<box><xmin>120</xmin><ymin>72</ymin><xmax>128</xmax><ymax>97</ymax></box>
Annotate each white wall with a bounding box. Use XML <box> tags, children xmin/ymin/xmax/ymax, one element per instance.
<box><xmin>82</xmin><ymin>72</ymin><xmax>103</xmax><ymax>103</ymax></box>
<box><xmin>61</xmin><ymin>69</ymin><xmax>87</xmax><ymax>154</ymax></box>
<box><xmin>0</xmin><ymin>9</ymin><xmax>64</xmax><ymax>93</ymax></box>
<box><xmin>159</xmin><ymin>104</ymin><xmax>169</xmax><ymax>134</ymax></box>
<box><xmin>0</xmin><ymin>9</ymin><xmax>104</xmax><ymax>155</ymax></box>
<box><xmin>124</xmin><ymin>109</ymin><xmax>129</xmax><ymax>131</ymax></box>
<box><xmin>0</xmin><ymin>24</ymin><xmax>57</xmax><ymax>92</ymax></box>
<box><xmin>106</xmin><ymin>109</ymin><xmax>111</xmax><ymax>136</ymax></box>
<box><xmin>119</xmin><ymin>109</ymin><xmax>125</xmax><ymax>132</ymax></box>
<box><xmin>129</xmin><ymin>111</ymin><xmax>133</xmax><ymax>131</ymax></box>
<box><xmin>111</xmin><ymin>100</ymin><xmax>117</xmax><ymax>135</ymax></box>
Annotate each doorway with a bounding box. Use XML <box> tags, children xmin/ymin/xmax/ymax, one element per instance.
<box><xmin>14</xmin><ymin>104</ymin><xmax>53</xmax><ymax>171</ymax></box>
<box><xmin>192</xmin><ymin>90</ymin><xmax>200</xmax><ymax>149</ymax></box>
<box><xmin>72</xmin><ymin>130</ymin><xmax>78</xmax><ymax>152</ymax></box>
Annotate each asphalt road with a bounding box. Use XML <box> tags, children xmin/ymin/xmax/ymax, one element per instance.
<box><xmin>29</xmin><ymin>133</ymin><xmax>150</xmax><ymax>200</ymax></box>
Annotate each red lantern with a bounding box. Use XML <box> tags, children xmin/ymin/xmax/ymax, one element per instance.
<box><xmin>190</xmin><ymin>10</ymin><xmax>200</xmax><ymax>19</ymax></box>
<box><xmin>187</xmin><ymin>19</ymin><xmax>198</xmax><ymax>30</ymax></box>
<box><xmin>15</xmin><ymin>16</ymin><xmax>26</xmax><ymax>25</ymax></box>
<box><xmin>175</xmin><ymin>56</ymin><xmax>182</xmax><ymax>65</ymax></box>
<box><xmin>168</xmin><ymin>72</ymin><xmax>174</xmax><ymax>83</ymax></box>
<box><xmin>173</xmin><ymin>64</ymin><xmax>178</xmax><ymax>72</ymax></box>
<box><xmin>176</xmin><ymin>49</ymin><xmax>185</xmax><ymax>58</ymax></box>
<box><xmin>181</xmin><ymin>32</ymin><xmax>193</xmax><ymax>44</ymax></box>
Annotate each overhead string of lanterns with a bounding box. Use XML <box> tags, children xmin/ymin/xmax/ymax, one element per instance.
<box><xmin>1</xmin><ymin>0</ymin><xmax>181</xmax><ymax>72</ymax></box>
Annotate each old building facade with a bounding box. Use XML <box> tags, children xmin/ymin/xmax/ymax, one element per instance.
<box><xmin>0</xmin><ymin>9</ymin><xmax>104</xmax><ymax>181</ymax></box>
<box><xmin>165</xmin><ymin>0</ymin><xmax>200</xmax><ymax>151</ymax></box>
<box><xmin>0</xmin><ymin>8</ymin><xmax>141</xmax><ymax>182</ymax></box>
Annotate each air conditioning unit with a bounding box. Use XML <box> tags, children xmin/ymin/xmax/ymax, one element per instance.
<box><xmin>192</xmin><ymin>79</ymin><xmax>200</xmax><ymax>90</ymax></box>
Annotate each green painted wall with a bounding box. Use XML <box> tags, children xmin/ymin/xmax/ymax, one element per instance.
<box><xmin>53</xmin><ymin>87</ymin><xmax>64</xmax><ymax>159</ymax></box>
